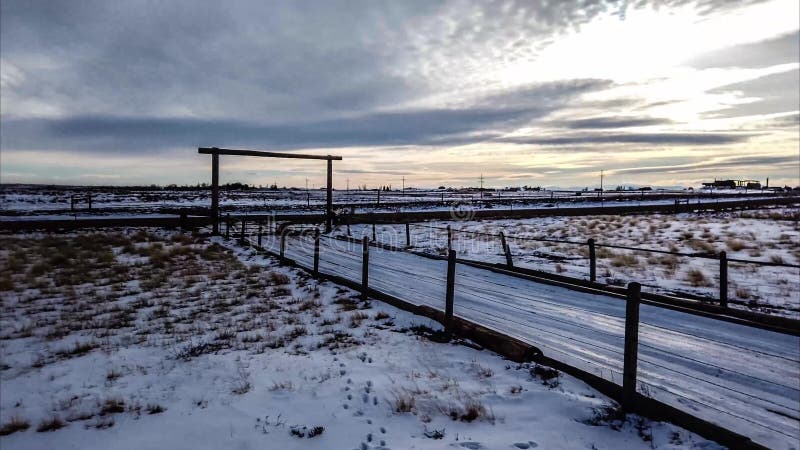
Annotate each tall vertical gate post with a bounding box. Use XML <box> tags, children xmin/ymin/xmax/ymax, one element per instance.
<box><xmin>405</xmin><ymin>222</ymin><xmax>411</xmax><ymax>247</ymax></box>
<box><xmin>361</xmin><ymin>236</ymin><xmax>370</xmax><ymax>300</ymax></box>
<box><xmin>719</xmin><ymin>251</ymin><xmax>728</xmax><ymax>308</ymax></box>
<box><xmin>499</xmin><ymin>231</ymin><xmax>513</xmax><ymax>268</ymax></box>
<box><xmin>372</xmin><ymin>223</ymin><xmax>377</xmax><ymax>242</ymax></box>
<box><xmin>622</xmin><ymin>282</ymin><xmax>641</xmax><ymax>412</ymax></box>
<box><xmin>445</xmin><ymin>249</ymin><xmax>457</xmax><ymax>332</ymax></box>
<box><xmin>313</xmin><ymin>228</ymin><xmax>321</xmax><ymax>277</ymax></box>
<box><xmin>588</xmin><ymin>238</ymin><xmax>597</xmax><ymax>282</ymax></box>
<box><xmin>211</xmin><ymin>151</ymin><xmax>220</xmax><ymax>234</ymax></box>
<box><xmin>326</xmin><ymin>159</ymin><xmax>333</xmax><ymax>233</ymax></box>
<box><xmin>257</xmin><ymin>223</ymin><xmax>263</xmax><ymax>248</ymax></box>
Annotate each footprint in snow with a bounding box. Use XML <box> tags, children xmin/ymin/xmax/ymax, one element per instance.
<box><xmin>512</xmin><ymin>442</ymin><xmax>539</xmax><ymax>449</ymax></box>
<box><xmin>459</xmin><ymin>443</ymin><xmax>485</xmax><ymax>450</ymax></box>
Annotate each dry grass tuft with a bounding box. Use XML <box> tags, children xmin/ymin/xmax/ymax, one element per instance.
<box><xmin>611</xmin><ymin>254</ymin><xmax>639</xmax><ymax>267</ymax></box>
<box><xmin>348</xmin><ymin>311</ymin><xmax>370</xmax><ymax>328</ymax></box>
<box><xmin>390</xmin><ymin>391</ymin><xmax>416</xmax><ymax>413</ymax></box>
<box><xmin>686</xmin><ymin>269</ymin><xmax>712</xmax><ymax>287</ymax></box>
<box><xmin>726</xmin><ymin>239</ymin><xmax>746</xmax><ymax>251</ymax></box>
<box><xmin>0</xmin><ymin>416</ymin><xmax>30</xmax><ymax>435</ymax></box>
<box><xmin>36</xmin><ymin>416</ymin><xmax>66</xmax><ymax>432</ymax></box>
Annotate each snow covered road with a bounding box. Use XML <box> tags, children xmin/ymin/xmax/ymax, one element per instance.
<box><xmin>266</xmin><ymin>234</ymin><xmax>800</xmax><ymax>449</ymax></box>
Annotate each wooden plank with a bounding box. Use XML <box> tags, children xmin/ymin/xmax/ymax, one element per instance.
<box><xmin>326</xmin><ymin>158</ymin><xmax>333</xmax><ymax>232</ymax></box>
<box><xmin>199</xmin><ymin>147</ymin><xmax>342</xmax><ymax>160</ymax></box>
<box><xmin>499</xmin><ymin>231</ymin><xmax>513</xmax><ymax>268</ymax></box>
<box><xmin>720</xmin><ymin>251</ymin><xmax>728</xmax><ymax>308</ymax></box>
<box><xmin>445</xmin><ymin>249</ymin><xmax>456</xmax><ymax>331</ymax></box>
<box><xmin>211</xmin><ymin>152</ymin><xmax>219</xmax><ymax>234</ymax></box>
<box><xmin>623</xmin><ymin>282</ymin><xmax>641</xmax><ymax>411</ymax></box>
<box><xmin>313</xmin><ymin>228</ymin><xmax>321</xmax><ymax>277</ymax></box>
<box><xmin>362</xmin><ymin>236</ymin><xmax>369</xmax><ymax>300</ymax></box>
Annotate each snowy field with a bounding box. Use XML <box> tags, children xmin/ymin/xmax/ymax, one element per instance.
<box><xmin>0</xmin><ymin>229</ymin><xmax>724</xmax><ymax>450</ymax></box>
<box><xmin>0</xmin><ymin>184</ymin><xmax>783</xmax><ymax>218</ymax></box>
<box><xmin>339</xmin><ymin>207</ymin><xmax>800</xmax><ymax>317</ymax></box>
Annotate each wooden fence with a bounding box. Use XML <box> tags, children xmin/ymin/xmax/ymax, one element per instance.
<box><xmin>234</xmin><ymin>223</ymin><xmax>789</xmax><ymax>450</ymax></box>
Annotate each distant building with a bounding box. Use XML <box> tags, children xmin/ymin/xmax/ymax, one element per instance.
<box><xmin>701</xmin><ymin>179</ymin><xmax>761</xmax><ymax>189</ymax></box>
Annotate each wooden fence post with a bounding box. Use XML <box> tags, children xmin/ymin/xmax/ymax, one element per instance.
<box><xmin>372</xmin><ymin>223</ymin><xmax>377</xmax><ymax>242</ymax></box>
<box><xmin>623</xmin><ymin>282</ymin><xmax>641</xmax><ymax>412</ymax></box>
<box><xmin>87</xmin><ymin>194</ymin><xmax>92</xmax><ymax>210</ymax></box>
<box><xmin>257</xmin><ymin>224</ymin><xmax>263</xmax><ymax>248</ymax></box>
<box><xmin>499</xmin><ymin>231</ymin><xmax>513</xmax><ymax>268</ymax></box>
<box><xmin>240</xmin><ymin>217</ymin><xmax>246</xmax><ymax>241</ymax></box>
<box><xmin>225</xmin><ymin>214</ymin><xmax>230</xmax><ymax>238</ymax></box>
<box><xmin>405</xmin><ymin>222</ymin><xmax>411</xmax><ymax>247</ymax></box>
<box><xmin>313</xmin><ymin>228</ymin><xmax>321</xmax><ymax>277</ymax></box>
<box><xmin>719</xmin><ymin>251</ymin><xmax>728</xmax><ymax>308</ymax></box>
<box><xmin>361</xmin><ymin>236</ymin><xmax>369</xmax><ymax>301</ymax></box>
<box><xmin>446</xmin><ymin>225</ymin><xmax>452</xmax><ymax>252</ymax></box>
<box><xmin>588</xmin><ymin>238</ymin><xmax>596</xmax><ymax>282</ymax></box>
<box><xmin>280</xmin><ymin>230</ymin><xmax>286</xmax><ymax>262</ymax></box>
<box><xmin>445</xmin><ymin>249</ymin><xmax>457</xmax><ymax>332</ymax></box>
<box><xmin>377</xmin><ymin>189</ymin><xmax>380</xmax><ymax>206</ymax></box>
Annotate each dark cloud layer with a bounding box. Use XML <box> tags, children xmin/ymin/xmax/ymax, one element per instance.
<box><xmin>1</xmin><ymin>79</ymin><xmax>611</xmax><ymax>152</ymax></box>
<box><xmin>706</xmin><ymin>68</ymin><xmax>800</xmax><ymax>119</ymax></box>
<box><xmin>684</xmin><ymin>31</ymin><xmax>799</xmax><ymax>69</ymax></box>
<box><xmin>560</xmin><ymin>116</ymin><xmax>671</xmax><ymax>129</ymax></box>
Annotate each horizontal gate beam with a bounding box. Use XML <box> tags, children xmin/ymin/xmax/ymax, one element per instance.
<box><xmin>199</xmin><ymin>147</ymin><xmax>342</xmax><ymax>161</ymax></box>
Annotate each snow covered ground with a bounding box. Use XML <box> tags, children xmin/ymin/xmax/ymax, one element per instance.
<box><xmin>337</xmin><ymin>208</ymin><xmax>800</xmax><ymax>317</ymax></box>
<box><xmin>0</xmin><ymin>229</ymin><xmax>724</xmax><ymax>450</ymax></box>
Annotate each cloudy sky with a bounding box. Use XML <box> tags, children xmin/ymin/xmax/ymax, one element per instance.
<box><xmin>1</xmin><ymin>0</ymin><xmax>798</xmax><ymax>189</ymax></box>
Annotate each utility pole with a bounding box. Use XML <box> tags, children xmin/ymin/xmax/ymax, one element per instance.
<box><xmin>600</xmin><ymin>169</ymin><xmax>604</xmax><ymax>205</ymax></box>
<box><xmin>402</xmin><ymin>176</ymin><xmax>405</xmax><ymax>197</ymax></box>
<box><xmin>480</xmin><ymin>174</ymin><xmax>484</xmax><ymax>199</ymax></box>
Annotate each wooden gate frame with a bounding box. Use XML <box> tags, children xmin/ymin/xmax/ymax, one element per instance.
<box><xmin>198</xmin><ymin>147</ymin><xmax>342</xmax><ymax>234</ymax></box>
